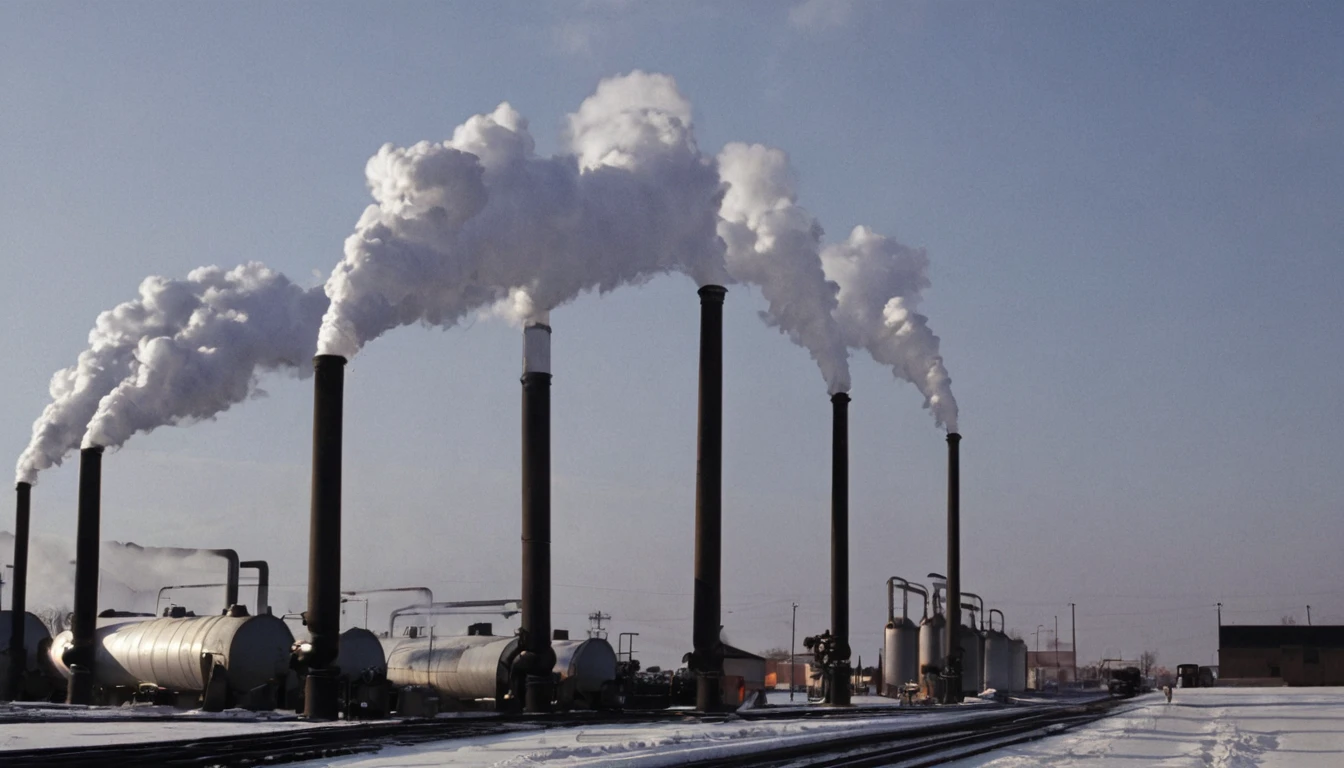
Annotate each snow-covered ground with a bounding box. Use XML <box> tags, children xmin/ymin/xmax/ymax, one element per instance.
<box><xmin>945</xmin><ymin>686</ymin><xmax>1344</xmax><ymax>768</ymax></box>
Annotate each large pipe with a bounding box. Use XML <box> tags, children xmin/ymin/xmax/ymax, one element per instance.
<box><xmin>692</xmin><ymin>284</ymin><xmax>726</xmax><ymax>711</ymax></box>
<box><xmin>942</xmin><ymin>432</ymin><xmax>962</xmax><ymax>703</ymax></box>
<box><xmin>6</xmin><ymin>482</ymin><xmax>32</xmax><ymax>699</ymax></box>
<box><xmin>830</xmin><ymin>392</ymin><xmax>851</xmax><ymax>705</ymax></box>
<box><xmin>67</xmin><ymin>446</ymin><xmax>103</xmax><ymax>704</ymax></box>
<box><xmin>519</xmin><ymin>321</ymin><xmax>555</xmax><ymax>712</ymax></box>
<box><xmin>241</xmin><ymin>560</ymin><xmax>269</xmax><ymax>615</ymax></box>
<box><xmin>303</xmin><ymin>354</ymin><xmax>345</xmax><ymax>720</ymax></box>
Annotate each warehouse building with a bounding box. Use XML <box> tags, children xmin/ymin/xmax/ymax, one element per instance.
<box><xmin>1219</xmin><ymin>626</ymin><xmax>1344</xmax><ymax>686</ymax></box>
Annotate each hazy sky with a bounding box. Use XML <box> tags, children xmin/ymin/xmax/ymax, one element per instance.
<box><xmin>2</xmin><ymin>1</ymin><xmax>1341</xmax><ymax>670</ymax></box>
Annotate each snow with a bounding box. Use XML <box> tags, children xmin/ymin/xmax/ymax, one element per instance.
<box><xmin>291</xmin><ymin>707</ymin><xmax>1008</xmax><ymax>768</ymax></box>
<box><xmin>0</xmin><ymin>701</ymin><xmax>354</xmax><ymax>751</ymax></box>
<box><xmin>944</xmin><ymin>686</ymin><xmax>1344</xmax><ymax>768</ymax></box>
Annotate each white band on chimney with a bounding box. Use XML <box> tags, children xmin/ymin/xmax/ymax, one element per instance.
<box><xmin>524</xmin><ymin>323</ymin><xmax>552</xmax><ymax>374</ymax></box>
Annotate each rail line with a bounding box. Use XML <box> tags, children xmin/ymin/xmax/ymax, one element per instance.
<box><xmin>681</xmin><ymin>698</ymin><xmax>1123</xmax><ymax>768</ymax></box>
<box><xmin>0</xmin><ymin>698</ymin><xmax>1122</xmax><ymax>768</ymax></box>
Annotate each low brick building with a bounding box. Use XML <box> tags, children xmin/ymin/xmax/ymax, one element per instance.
<box><xmin>1219</xmin><ymin>626</ymin><xmax>1344</xmax><ymax>686</ymax></box>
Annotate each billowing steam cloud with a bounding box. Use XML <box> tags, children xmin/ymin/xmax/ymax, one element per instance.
<box><xmin>15</xmin><ymin>263</ymin><xmax>325</xmax><ymax>483</ymax></box>
<box><xmin>83</xmin><ymin>263</ymin><xmax>327</xmax><ymax>450</ymax></box>
<box><xmin>319</xmin><ymin>71</ymin><xmax>952</xmax><ymax>417</ymax></box>
<box><xmin>822</xmin><ymin>226</ymin><xmax>958</xmax><ymax>431</ymax></box>
<box><xmin>717</xmin><ymin>143</ymin><xmax>850</xmax><ymax>393</ymax></box>
<box><xmin>317</xmin><ymin>72</ymin><xmax>728</xmax><ymax>358</ymax></box>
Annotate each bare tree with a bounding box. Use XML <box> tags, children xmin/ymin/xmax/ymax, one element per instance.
<box><xmin>759</xmin><ymin>647</ymin><xmax>792</xmax><ymax>660</ymax></box>
<box><xmin>1281</xmin><ymin>614</ymin><xmax>1298</xmax><ymax>625</ymax></box>
<box><xmin>1139</xmin><ymin>650</ymin><xmax>1158</xmax><ymax>677</ymax></box>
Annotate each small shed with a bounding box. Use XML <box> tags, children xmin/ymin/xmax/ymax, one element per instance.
<box><xmin>721</xmin><ymin>644</ymin><xmax>767</xmax><ymax>705</ymax></box>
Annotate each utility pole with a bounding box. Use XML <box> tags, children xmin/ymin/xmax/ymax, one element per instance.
<box><xmin>1307</xmin><ymin>605</ymin><xmax>1312</xmax><ymax>626</ymax></box>
<box><xmin>1070</xmin><ymin>602</ymin><xmax>1077</xmax><ymax>686</ymax></box>
<box><xmin>790</xmin><ymin>602</ymin><xmax>799</xmax><ymax>702</ymax></box>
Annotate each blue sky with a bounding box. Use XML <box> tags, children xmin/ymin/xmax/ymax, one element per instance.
<box><xmin>2</xmin><ymin>1</ymin><xmax>1341</xmax><ymax>669</ymax></box>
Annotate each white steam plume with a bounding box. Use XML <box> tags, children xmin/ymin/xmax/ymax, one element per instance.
<box><xmin>822</xmin><ymin>226</ymin><xmax>958</xmax><ymax>431</ymax></box>
<box><xmin>16</xmin><ymin>274</ymin><xmax>224</xmax><ymax>484</ymax></box>
<box><xmin>81</xmin><ymin>262</ymin><xmax>327</xmax><ymax>450</ymax></box>
<box><xmin>317</xmin><ymin>72</ymin><xmax>728</xmax><ymax>358</ymax></box>
<box><xmin>717</xmin><ymin>142</ymin><xmax>850</xmax><ymax>393</ymax></box>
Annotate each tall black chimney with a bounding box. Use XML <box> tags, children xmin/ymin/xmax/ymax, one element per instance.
<box><xmin>6</xmin><ymin>482</ymin><xmax>31</xmax><ymax>700</ymax></box>
<box><xmin>303</xmin><ymin>354</ymin><xmax>345</xmax><ymax>720</ymax></box>
<box><xmin>519</xmin><ymin>322</ymin><xmax>556</xmax><ymax>712</ymax></box>
<box><xmin>691</xmin><ymin>284</ymin><xmax>726</xmax><ymax>711</ymax></box>
<box><xmin>830</xmin><ymin>393</ymin><xmax>852</xmax><ymax>705</ymax></box>
<box><xmin>942</xmin><ymin>432</ymin><xmax>962</xmax><ymax>703</ymax></box>
<box><xmin>67</xmin><ymin>446</ymin><xmax>103</xmax><ymax>705</ymax></box>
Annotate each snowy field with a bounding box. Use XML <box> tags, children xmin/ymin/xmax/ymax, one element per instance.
<box><xmin>946</xmin><ymin>686</ymin><xmax>1344</xmax><ymax>768</ymax></box>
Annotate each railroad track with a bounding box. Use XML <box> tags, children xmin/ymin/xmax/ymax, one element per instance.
<box><xmin>0</xmin><ymin>699</ymin><xmax>1118</xmax><ymax>767</ymax></box>
<box><xmin>681</xmin><ymin>698</ymin><xmax>1122</xmax><ymax>768</ymax></box>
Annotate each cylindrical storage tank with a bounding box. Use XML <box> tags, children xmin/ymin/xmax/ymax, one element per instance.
<box><xmin>1</xmin><ymin>611</ymin><xmax>51</xmax><ymax>674</ymax></box>
<box><xmin>1010</xmin><ymin>639</ymin><xmax>1028</xmax><ymax>692</ymax></box>
<box><xmin>49</xmin><ymin>614</ymin><xmax>293</xmax><ymax>694</ymax></box>
<box><xmin>959</xmin><ymin>627</ymin><xmax>983</xmax><ymax>695</ymax></box>
<box><xmin>918</xmin><ymin>614</ymin><xmax>944</xmax><ymax>676</ymax></box>
<box><xmin>384</xmin><ymin>634</ymin><xmax>518</xmax><ymax>703</ymax></box>
<box><xmin>335</xmin><ymin>628</ymin><xmax>386</xmax><ymax>679</ymax></box>
<box><xmin>552</xmin><ymin>637</ymin><xmax>617</xmax><ymax>705</ymax></box>
<box><xmin>882</xmin><ymin>618</ymin><xmax>920</xmax><ymax>693</ymax></box>
<box><xmin>983</xmin><ymin>630</ymin><xmax>1013</xmax><ymax>692</ymax></box>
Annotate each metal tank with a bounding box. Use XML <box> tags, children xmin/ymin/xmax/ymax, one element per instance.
<box><xmin>49</xmin><ymin>611</ymin><xmax>293</xmax><ymax>699</ymax></box>
<box><xmin>384</xmin><ymin>634</ymin><xmax>518</xmax><ymax>704</ymax></box>
<box><xmin>1010</xmin><ymin>638</ymin><xmax>1028</xmax><ymax>692</ymax></box>
<box><xmin>882</xmin><ymin>578</ymin><xmax>925</xmax><ymax>695</ymax></box>
<box><xmin>0</xmin><ymin>611</ymin><xmax>53</xmax><ymax>697</ymax></box>
<box><xmin>983</xmin><ymin>609</ymin><xmax>1013</xmax><ymax>692</ymax></box>
<box><xmin>918</xmin><ymin>612</ymin><xmax>944</xmax><ymax>678</ymax></box>
<box><xmin>958</xmin><ymin>619</ymin><xmax>983</xmax><ymax>695</ymax></box>
<box><xmin>552</xmin><ymin>637</ymin><xmax>618</xmax><ymax>708</ymax></box>
<box><xmin>335</xmin><ymin>627</ymin><xmax>386</xmax><ymax>679</ymax></box>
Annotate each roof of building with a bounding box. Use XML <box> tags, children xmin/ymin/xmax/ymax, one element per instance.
<box><xmin>723</xmin><ymin>644</ymin><xmax>766</xmax><ymax>661</ymax></box>
<box><xmin>1220</xmin><ymin>625</ymin><xmax>1344</xmax><ymax>649</ymax></box>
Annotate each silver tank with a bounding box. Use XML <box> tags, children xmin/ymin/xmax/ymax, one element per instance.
<box><xmin>335</xmin><ymin>627</ymin><xmax>386</xmax><ymax>678</ymax></box>
<box><xmin>882</xmin><ymin>618</ymin><xmax>919</xmax><ymax>693</ymax></box>
<box><xmin>918</xmin><ymin>614</ymin><xmax>944</xmax><ymax>676</ymax></box>
<box><xmin>49</xmin><ymin>614</ymin><xmax>293</xmax><ymax>694</ymax></box>
<box><xmin>0</xmin><ymin>611</ymin><xmax>51</xmax><ymax>675</ymax></box>
<box><xmin>384</xmin><ymin>634</ymin><xmax>517</xmax><ymax>703</ymax></box>
<box><xmin>983</xmin><ymin>629</ymin><xmax>1013</xmax><ymax>691</ymax></box>
<box><xmin>959</xmin><ymin>627</ymin><xmax>984</xmax><ymax>695</ymax></box>
<box><xmin>1010</xmin><ymin>639</ymin><xmax>1028</xmax><ymax>692</ymax></box>
<box><xmin>553</xmin><ymin>637</ymin><xmax>617</xmax><ymax>705</ymax></box>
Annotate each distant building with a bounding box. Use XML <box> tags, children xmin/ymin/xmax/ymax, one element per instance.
<box><xmin>1219</xmin><ymin>626</ymin><xmax>1344</xmax><ymax>686</ymax></box>
<box><xmin>765</xmin><ymin>653</ymin><xmax>815</xmax><ymax>690</ymax></box>
<box><xmin>1026</xmin><ymin>648</ymin><xmax>1076</xmax><ymax>688</ymax></box>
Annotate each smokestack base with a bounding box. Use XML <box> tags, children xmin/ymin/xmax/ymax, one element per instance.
<box><xmin>304</xmin><ymin>669</ymin><xmax>340</xmax><ymax>720</ymax></box>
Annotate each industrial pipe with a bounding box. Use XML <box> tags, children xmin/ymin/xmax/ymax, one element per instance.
<box><xmin>887</xmin><ymin>577</ymin><xmax>928</xmax><ymax>624</ymax></box>
<box><xmin>6</xmin><ymin>482</ymin><xmax>31</xmax><ymax>700</ymax></box>
<box><xmin>389</xmin><ymin>599</ymin><xmax>521</xmax><ymax>636</ymax></box>
<box><xmin>962</xmin><ymin>592</ymin><xmax>985</xmax><ymax>630</ymax></box>
<box><xmin>989</xmin><ymin>609</ymin><xmax>1005</xmax><ymax>634</ymax></box>
<box><xmin>830</xmin><ymin>392</ymin><xmax>851</xmax><ymax>706</ymax></box>
<box><xmin>303</xmin><ymin>354</ymin><xmax>345</xmax><ymax>720</ymax></box>
<box><xmin>942</xmin><ymin>432</ymin><xmax>962</xmax><ymax>703</ymax></box>
<box><xmin>67</xmin><ymin>446</ymin><xmax>103</xmax><ymax>704</ymax></box>
<box><xmin>241</xmin><ymin>560</ymin><xmax>269</xmax><ymax>615</ymax></box>
<box><xmin>518</xmin><ymin>321</ymin><xmax>556</xmax><ymax>712</ymax></box>
<box><xmin>691</xmin><ymin>285</ymin><xmax>726</xmax><ymax>711</ymax></box>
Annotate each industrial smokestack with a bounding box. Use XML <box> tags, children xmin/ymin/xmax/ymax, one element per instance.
<box><xmin>519</xmin><ymin>322</ymin><xmax>556</xmax><ymax>712</ymax></box>
<box><xmin>692</xmin><ymin>284</ymin><xmax>726</xmax><ymax>711</ymax></box>
<box><xmin>303</xmin><ymin>354</ymin><xmax>345</xmax><ymax>720</ymax></box>
<box><xmin>6</xmin><ymin>482</ymin><xmax>31</xmax><ymax>700</ymax></box>
<box><xmin>830</xmin><ymin>393</ymin><xmax>852</xmax><ymax>706</ymax></box>
<box><xmin>942</xmin><ymin>432</ymin><xmax>962</xmax><ymax>703</ymax></box>
<box><xmin>67</xmin><ymin>446</ymin><xmax>103</xmax><ymax>705</ymax></box>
